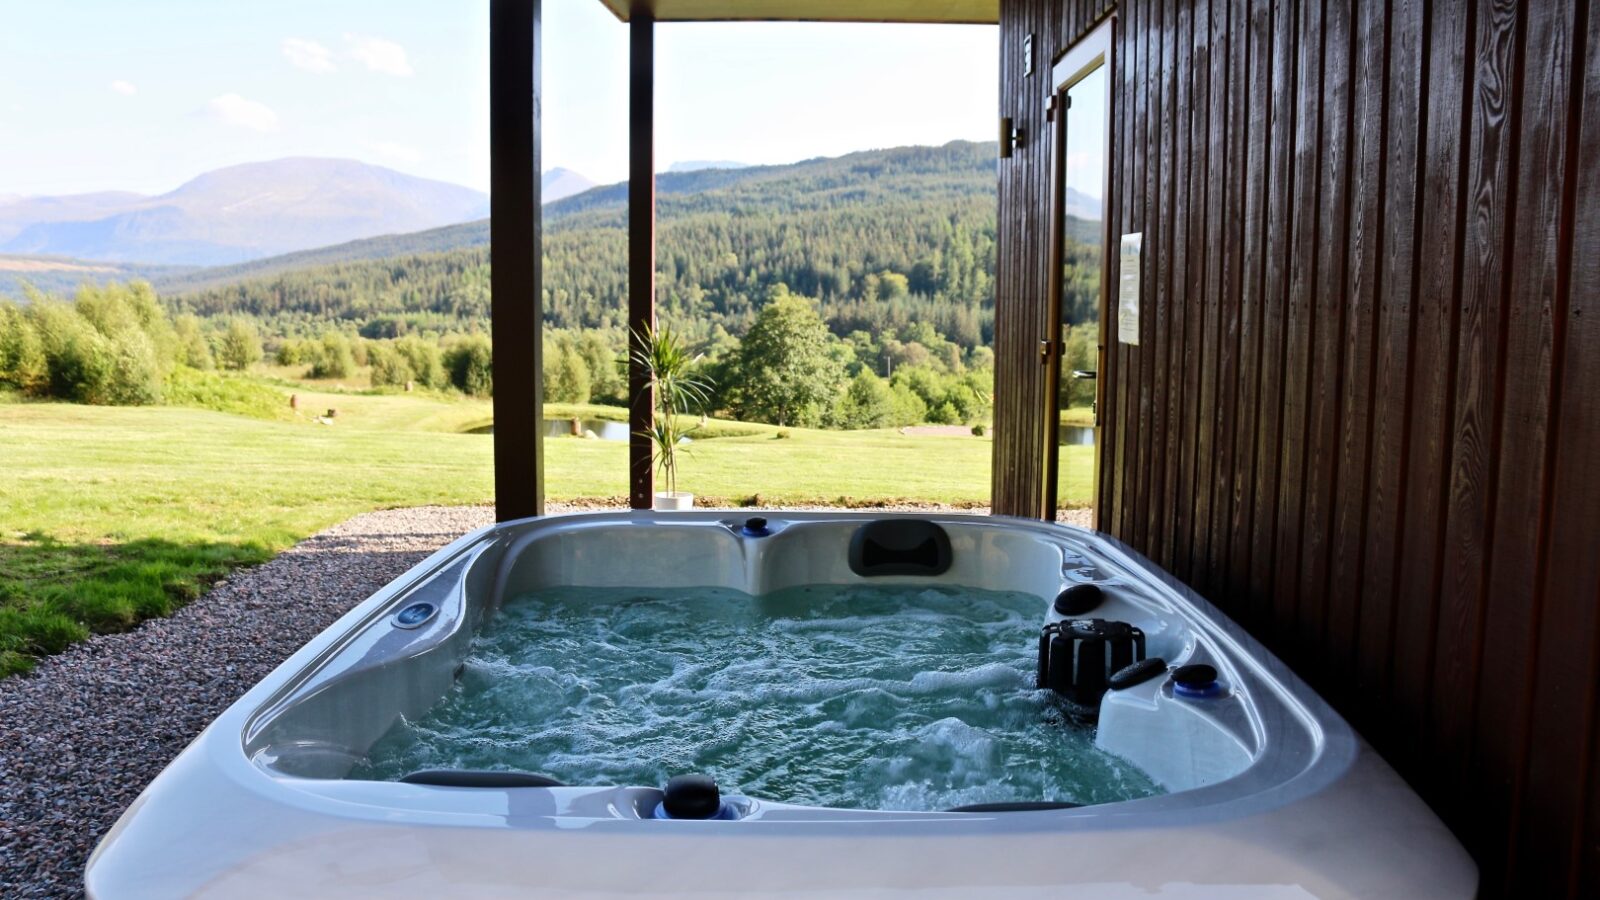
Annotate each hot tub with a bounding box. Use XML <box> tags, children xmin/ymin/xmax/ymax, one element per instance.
<box><xmin>86</xmin><ymin>512</ymin><xmax>1475</xmax><ymax>897</ymax></box>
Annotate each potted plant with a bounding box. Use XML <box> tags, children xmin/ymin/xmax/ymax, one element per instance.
<box><xmin>631</xmin><ymin>323</ymin><xmax>713</xmax><ymax>510</ymax></box>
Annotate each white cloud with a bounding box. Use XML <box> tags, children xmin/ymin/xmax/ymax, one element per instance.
<box><xmin>282</xmin><ymin>38</ymin><xmax>337</xmax><ymax>74</ymax></box>
<box><xmin>368</xmin><ymin>141</ymin><xmax>423</xmax><ymax>164</ymax></box>
<box><xmin>344</xmin><ymin>34</ymin><xmax>413</xmax><ymax>77</ymax></box>
<box><xmin>204</xmin><ymin>93</ymin><xmax>279</xmax><ymax>132</ymax></box>
<box><xmin>109</xmin><ymin>80</ymin><xmax>137</xmax><ymax>96</ymax></box>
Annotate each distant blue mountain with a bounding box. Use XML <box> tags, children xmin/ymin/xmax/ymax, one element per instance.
<box><xmin>0</xmin><ymin>159</ymin><xmax>490</xmax><ymax>266</ymax></box>
<box><xmin>542</xmin><ymin>167</ymin><xmax>597</xmax><ymax>203</ymax></box>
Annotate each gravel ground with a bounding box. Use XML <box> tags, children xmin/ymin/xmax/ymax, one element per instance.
<box><xmin>0</xmin><ymin>502</ymin><xmax>1092</xmax><ymax>898</ymax></box>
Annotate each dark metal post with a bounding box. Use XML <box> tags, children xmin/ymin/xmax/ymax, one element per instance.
<box><xmin>628</xmin><ymin>5</ymin><xmax>656</xmax><ymax>509</ymax></box>
<box><xmin>489</xmin><ymin>0</ymin><xmax>543</xmax><ymax>521</ymax></box>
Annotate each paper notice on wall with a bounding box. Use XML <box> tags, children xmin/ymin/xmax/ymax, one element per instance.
<box><xmin>1118</xmin><ymin>232</ymin><xmax>1142</xmax><ymax>346</ymax></box>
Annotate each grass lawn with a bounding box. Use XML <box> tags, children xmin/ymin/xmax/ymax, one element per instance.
<box><xmin>1060</xmin><ymin>405</ymin><xmax>1096</xmax><ymax>427</ymax></box>
<box><xmin>0</xmin><ymin>386</ymin><xmax>1093</xmax><ymax>675</ymax></box>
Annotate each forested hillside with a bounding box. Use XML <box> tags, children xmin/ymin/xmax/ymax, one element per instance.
<box><xmin>4</xmin><ymin>141</ymin><xmax>1112</xmax><ymax>430</ymax></box>
<box><xmin>165</xmin><ymin>141</ymin><xmax>1001</xmax><ymax>353</ymax></box>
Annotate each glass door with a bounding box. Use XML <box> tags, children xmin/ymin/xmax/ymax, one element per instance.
<box><xmin>1043</xmin><ymin>20</ymin><xmax>1113</xmax><ymax>524</ymax></box>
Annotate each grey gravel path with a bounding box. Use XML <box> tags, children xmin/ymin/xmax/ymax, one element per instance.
<box><xmin>0</xmin><ymin>502</ymin><xmax>1092</xmax><ymax>898</ymax></box>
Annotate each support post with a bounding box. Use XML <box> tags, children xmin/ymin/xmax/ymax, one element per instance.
<box><xmin>628</xmin><ymin>5</ymin><xmax>656</xmax><ymax>510</ymax></box>
<box><xmin>489</xmin><ymin>0</ymin><xmax>543</xmax><ymax>521</ymax></box>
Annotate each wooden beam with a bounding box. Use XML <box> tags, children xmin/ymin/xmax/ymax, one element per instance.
<box><xmin>628</xmin><ymin>5</ymin><xmax>656</xmax><ymax>509</ymax></box>
<box><xmin>489</xmin><ymin>0</ymin><xmax>544</xmax><ymax>521</ymax></box>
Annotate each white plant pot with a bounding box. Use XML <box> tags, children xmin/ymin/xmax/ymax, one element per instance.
<box><xmin>653</xmin><ymin>491</ymin><xmax>694</xmax><ymax>511</ymax></box>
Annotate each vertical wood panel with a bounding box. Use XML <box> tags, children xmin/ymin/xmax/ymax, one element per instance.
<box><xmin>1357</xmin><ymin>0</ymin><xmax>1424</xmax><ymax>714</ymax></box>
<box><xmin>1247</xmin><ymin>0</ymin><xmax>1296</xmax><ymax>638</ymax></box>
<box><xmin>1204</xmin><ymin>0</ymin><xmax>1246</xmax><ymax>601</ymax></box>
<box><xmin>996</xmin><ymin>1</ymin><xmax>1599</xmax><ymax>891</ymax></box>
<box><xmin>1144</xmin><ymin>0</ymin><xmax>1174</xmax><ymax>565</ymax></box>
<box><xmin>1174</xmin><ymin>0</ymin><xmax>1210</xmax><ymax>584</ymax></box>
<box><xmin>1532</xmin><ymin>10</ymin><xmax>1600</xmax><ymax>893</ymax></box>
<box><xmin>1486</xmin><ymin>1</ymin><xmax>1584</xmax><ymax>893</ymax></box>
<box><xmin>1390</xmin><ymin>0</ymin><xmax>1472</xmax><ymax>777</ymax></box>
<box><xmin>1297</xmin><ymin>0</ymin><xmax>1353</xmax><ymax>679</ymax></box>
<box><xmin>1324</xmin><ymin>0</ymin><xmax>1384</xmax><ymax>701</ymax></box>
<box><xmin>1430</xmin><ymin>0</ymin><xmax>1520</xmax><ymax>823</ymax></box>
<box><xmin>1160</xmin><ymin>0</ymin><xmax>1193</xmax><ymax>575</ymax></box>
<box><xmin>1272</xmin><ymin>0</ymin><xmax>1323</xmax><ymax>649</ymax></box>
<box><xmin>1226</xmin><ymin>0</ymin><xmax>1270</xmax><ymax>625</ymax></box>
<box><xmin>1192</xmin><ymin>0</ymin><xmax>1228</xmax><ymax>596</ymax></box>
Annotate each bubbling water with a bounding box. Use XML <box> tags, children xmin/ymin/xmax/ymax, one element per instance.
<box><xmin>352</xmin><ymin>584</ymin><xmax>1162</xmax><ymax>811</ymax></box>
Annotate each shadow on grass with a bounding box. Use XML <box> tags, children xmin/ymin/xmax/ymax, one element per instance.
<box><xmin>0</xmin><ymin>534</ymin><xmax>273</xmax><ymax>677</ymax></box>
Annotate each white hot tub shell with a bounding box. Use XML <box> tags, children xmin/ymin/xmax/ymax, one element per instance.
<box><xmin>86</xmin><ymin>512</ymin><xmax>1476</xmax><ymax>898</ymax></box>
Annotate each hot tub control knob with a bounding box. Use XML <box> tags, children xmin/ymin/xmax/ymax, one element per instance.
<box><xmin>741</xmin><ymin>517</ymin><xmax>773</xmax><ymax>537</ymax></box>
<box><xmin>662</xmin><ymin>774</ymin><xmax>722</xmax><ymax>819</ymax></box>
<box><xmin>1172</xmin><ymin>663</ymin><xmax>1223</xmax><ymax>698</ymax></box>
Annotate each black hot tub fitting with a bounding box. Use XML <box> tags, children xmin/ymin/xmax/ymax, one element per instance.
<box><xmin>1038</xmin><ymin>618</ymin><xmax>1148</xmax><ymax>716</ymax></box>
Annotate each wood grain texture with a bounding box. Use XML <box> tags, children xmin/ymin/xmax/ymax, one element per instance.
<box><xmin>1324</xmin><ymin>0</ymin><xmax>1384</xmax><ymax>702</ymax></box>
<box><xmin>1226</xmin><ymin>0</ymin><xmax>1270</xmax><ymax>629</ymax></box>
<box><xmin>994</xmin><ymin>1</ymin><xmax>1600</xmax><ymax>892</ymax></box>
<box><xmin>1357</xmin><ymin>0</ymin><xmax>1421</xmax><ymax>734</ymax></box>
<box><xmin>1431</xmin><ymin>0</ymin><xmax>1520</xmax><ymax>824</ymax></box>
<box><xmin>1144</xmin><ymin>0</ymin><xmax>1173</xmax><ymax>564</ymax></box>
<box><xmin>1160</xmin><ymin>0</ymin><xmax>1194</xmax><ymax>576</ymax></box>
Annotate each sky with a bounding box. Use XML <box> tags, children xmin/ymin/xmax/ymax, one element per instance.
<box><xmin>0</xmin><ymin>0</ymin><xmax>999</xmax><ymax>197</ymax></box>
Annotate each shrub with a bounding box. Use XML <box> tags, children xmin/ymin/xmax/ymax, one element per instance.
<box><xmin>102</xmin><ymin>327</ymin><xmax>163</xmax><ymax>405</ymax></box>
<box><xmin>32</xmin><ymin>301</ymin><xmax>115</xmax><ymax>403</ymax></box>
<box><xmin>274</xmin><ymin>338</ymin><xmax>308</xmax><ymax>366</ymax></box>
<box><xmin>217</xmin><ymin>319</ymin><xmax>263</xmax><ymax>371</ymax></box>
<box><xmin>575</xmin><ymin>331</ymin><xmax>624</xmax><ymax>403</ymax></box>
<box><xmin>544</xmin><ymin>343</ymin><xmax>592</xmax><ymax>404</ymax></box>
<box><xmin>309</xmin><ymin>331</ymin><xmax>355</xmax><ymax>379</ymax></box>
<box><xmin>891</xmin><ymin>383</ymin><xmax>927</xmax><ymax>425</ymax></box>
<box><xmin>368</xmin><ymin>342</ymin><xmax>413</xmax><ymax>388</ymax></box>
<box><xmin>395</xmin><ymin>336</ymin><xmax>445</xmax><ymax>389</ymax></box>
<box><xmin>172</xmin><ymin>314</ymin><xmax>214</xmax><ymax>370</ymax></box>
<box><xmin>0</xmin><ymin>303</ymin><xmax>47</xmax><ymax>393</ymax></box>
<box><xmin>831</xmin><ymin>370</ymin><xmax>897</xmax><ymax>429</ymax></box>
<box><xmin>444</xmin><ymin>334</ymin><xmax>493</xmax><ymax>396</ymax></box>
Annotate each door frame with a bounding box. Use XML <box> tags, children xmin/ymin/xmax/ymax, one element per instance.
<box><xmin>1041</xmin><ymin>15</ymin><xmax>1116</xmax><ymax>527</ymax></box>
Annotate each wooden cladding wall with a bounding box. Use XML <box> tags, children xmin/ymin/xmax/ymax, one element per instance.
<box><xmin>995</xmin><ymin>0</ymin><xmax>1600</xmax><ymax>895</ymax></box>
<box><xmin>992</xmin><ymin>0</ymin><xmax>1114</xmax><ymax>514</ymax></box>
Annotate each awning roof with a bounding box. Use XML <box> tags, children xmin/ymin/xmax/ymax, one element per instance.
<box><xmin>594</xmin><ymin>1</ymin><xmax>998</xmax><ymax>25</ymax></box>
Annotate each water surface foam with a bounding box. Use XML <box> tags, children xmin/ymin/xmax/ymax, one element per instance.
<box><xmin>353</xmin><ymin>584</ymin><xmax>1161</xmax><ymax>810</ymax></box>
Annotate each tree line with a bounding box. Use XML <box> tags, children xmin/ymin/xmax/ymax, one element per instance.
<box><xmin>0</xmin><ymin>280</ymin><xmax>992</xmax><ymax>431</ymax></box>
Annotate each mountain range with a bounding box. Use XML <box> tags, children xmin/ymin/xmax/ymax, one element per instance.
<box><xmin>0</xmin><ymin>159</ymin><xmax>492</xmax><ymax>267</ymax></box>
<box><xmin>542</xmin><ymin>167</ymin><xmax>597</xmax><ymax>204</ymax></box>
<box><xmin>2</xmin><ymin>144</ymin><xmax>1021</xmax><ymax>307</ymax></box>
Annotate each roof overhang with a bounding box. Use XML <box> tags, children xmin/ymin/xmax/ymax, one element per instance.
<box><xmin>595</xmin><ymin>1</ymin><xmax>998</xmax><ymax>25</ymax></box>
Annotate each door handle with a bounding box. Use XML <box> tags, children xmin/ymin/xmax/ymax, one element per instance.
<box><xmin>1071</xmin><ymin>370</ymin><xmax>1097</xmax><ymax>380</ymax></box>
<box><xmin>1039</xmin><ymin>339</ymin><xmax>1055</xmax><ymax>363</ymax></box>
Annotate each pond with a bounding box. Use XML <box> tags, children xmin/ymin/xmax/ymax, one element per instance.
<box><xmin>1059</xmin><ymin>425</ymin><xmax>1095</xmax><ymax>446</ymax></box>
<box><xmin>544</xmin><ymin>417</ymin><xmax>630</xmax><ymax>441</ymax></box>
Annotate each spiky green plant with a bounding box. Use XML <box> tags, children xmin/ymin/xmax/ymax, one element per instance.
<box><xmin>630</xmin><ymin>323</ymin><xmax>713</xmax><ymax>496</ymax></box>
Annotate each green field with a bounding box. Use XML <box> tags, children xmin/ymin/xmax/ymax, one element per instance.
<box><xmin>0</xmin><ymin>383</ymin><xmax>1093</xmax><ymax>676</ymax></box>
